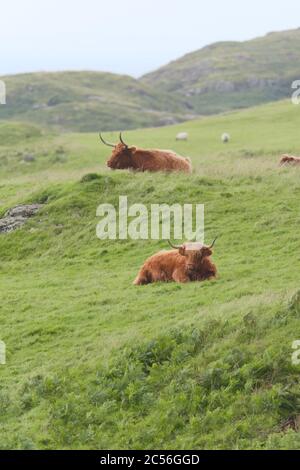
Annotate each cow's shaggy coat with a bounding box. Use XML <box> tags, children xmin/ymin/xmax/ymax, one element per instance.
<box><xmin>100</xmin><ymin>133</ymin><xmax>192</xmax><ymax>173</ymax></box>
<box><xmin>279</xmin><ymin>154</ymin><xmax>300</xmax><ymax>166</ymax></box>
<box><xmin>134</xmin><ymin>240</ymin><xmax>217</xmax><ymax>285</ymax></box>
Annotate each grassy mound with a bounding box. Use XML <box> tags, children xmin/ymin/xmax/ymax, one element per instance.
<box><xmin>0</xmin><ymin>122</ymin><xmax>42</xmax><ymax>145</ymax></box>
<box><xmin>0</xmin><ymin>99</ymin><xmax>300</xmax><ymax>449</ymax></box>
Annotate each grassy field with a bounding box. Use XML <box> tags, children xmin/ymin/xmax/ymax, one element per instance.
<box><xmin>1</xmin><ymin>99</ymin><xmax>300</xmax><ymax>449</ymax></box>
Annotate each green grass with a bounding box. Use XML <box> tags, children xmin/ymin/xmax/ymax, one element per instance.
<box><xmin>1</xmin><ymin>99</ymin><xmax>300</xmax><ymax>449</ymax></box>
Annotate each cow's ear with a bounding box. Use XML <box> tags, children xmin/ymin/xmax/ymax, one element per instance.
<box><xmin>179</xmin><ymin>246</ymin><xmax>186</xmax><ymax>256</ymax></box>
<box><xmin>129</xmin><ymin>146</ymin><xmax>137</xmax><ymax>153</ymax></box>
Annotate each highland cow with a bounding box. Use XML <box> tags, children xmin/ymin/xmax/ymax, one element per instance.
<box><xmin>279</xmin><ymin>154</ymin><xmax>300</xmax><ymax>166</ymax></box>
<box><xmin>134</xmin><ymin>238</ymin><xmax>217</xmax><ymax>285</ymax></box>
<box><xmin>99</xmin><ymin>133</ymin><xmax>192</xmax><ymax>173</ymax></box>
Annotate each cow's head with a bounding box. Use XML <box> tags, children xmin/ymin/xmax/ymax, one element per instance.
<box><xmin>168</xmin><ymin>238</ymin><xmax>217</xmax><ymax>267</ymax></box>
<box><xmin>279</xmin><ymin>154</ymin><xmax>292</xmax><ymax>166</ymax></box>
<box><xmin>279</xmin><ymin>154</ymin><xmax>300</xmax><ymax>166</ymax></box>
<box><xmin>99</xmin><ymin>133</ymin><xmax>137</xmax><ymax>169</ymax></box>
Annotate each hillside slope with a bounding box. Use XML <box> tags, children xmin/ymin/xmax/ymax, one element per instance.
<box><xmin>2</xmin><ymin>29</ymin><xmax>300</xmax><ymax>131</ymax></box>
<box><xmin>142</xmin><ymin>28</ymin><xmax>300</xmax><ymax>114</ymax></box>
<box><xmin>0</xmin><ymin>71</ymin><xmax>194</xmax><ymax>132</ymax></box>
<box><xmin>1</xmin><ymin>100</ymin><xmax>300</xmax><ymax>449</ymax></box>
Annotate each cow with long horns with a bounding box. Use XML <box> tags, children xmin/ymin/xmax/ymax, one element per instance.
<box><xmin>133</xmin><ymin>238</ymin><xmax>217</xmax><ymax>285</ymax></box>
<box><xmin>100</xmin><ymin>133</ymin><xmax>192</xmax><ymax>173</ymax></box>
<box><xmin>279</xmin><ymin>154</ymin><xmax>300</xmax><ymax>166</ymax></box>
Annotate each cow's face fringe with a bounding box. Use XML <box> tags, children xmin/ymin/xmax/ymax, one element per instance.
<box><xmin>180</xmin><ymin>246</ymin><xmax>213</xmax><ymax>268</ymax></box>
<box><xmin>107</xmin><ymin>144</ymin><xmax>136</xmax><ymax>169</ymax></box>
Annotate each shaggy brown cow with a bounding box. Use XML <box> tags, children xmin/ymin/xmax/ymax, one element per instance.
<box><xmin>134</xmin><ymin>238</ymin><xmax>217</xmax><ymax>285</ymax></box>
<box><xmin>99</xmin><ymin>133</ymin><xmax>192</xmax><ymax>173</ymax></box>
<box><xmin>279</xmin><ymin>154</ymin><xmax>300</xmax><ymax>166</ymax></box>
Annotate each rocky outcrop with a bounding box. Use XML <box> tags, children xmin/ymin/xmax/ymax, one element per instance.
<box><xmin>0</xmin><ymin>204</ymin><xmax>42</xmax><ymax>233</ymax></box>
<box><xmin>22</xmin><ymin>153</ymin><xmax>36</xmax><ymax>162</ymax></box>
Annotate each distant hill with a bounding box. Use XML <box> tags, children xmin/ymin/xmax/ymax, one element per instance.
<box><xmin>0</xmin><ymin>71</ymin><xmax>194</xmax><ymax>132</ymax></box>
<box><xmin>1</xmin><ymin>29</ymin><xmax>300</xmax><ymax>131</ymax></box>
<box><xmin>141</xmin><ymin>28</ymin><xmax>300</xmax><ymax>114</ymax></box>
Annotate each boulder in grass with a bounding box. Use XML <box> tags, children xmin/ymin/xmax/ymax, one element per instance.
<box><xmin>0</xmin><ymin>204</ymin><xmax>42</xmax><ymax>233</ymax></box>
<box><xmin>22</xmin><ymin>153</ymin><xmax>36</xmax><ymax>162</ymax></box>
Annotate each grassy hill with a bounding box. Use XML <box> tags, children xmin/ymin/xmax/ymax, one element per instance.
<box><xmin>0</xmin><ymin>71</ymin><xmax>194</xmax><ymax>132</ymax></box>
<box><xmin>2</xmin><ymin>29</ymin><xmax>300</xmax><ymax>132</ymax></box>
<box><xmin>1</xmin><ymin>99</ymin><xmax>300</xmax><ymax>449</ymax></box>
<box><xmin>142</xmin><ymin>28</ymin><xmax>300</xmax><ymax>114</ymax></box>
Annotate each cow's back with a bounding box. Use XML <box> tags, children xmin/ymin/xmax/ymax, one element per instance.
<box><xmin>133</xmin><ymin>148</ymin><xmax>192</xmax><ymax>173</ymax></box>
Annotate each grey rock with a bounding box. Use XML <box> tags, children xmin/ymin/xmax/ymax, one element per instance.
<box><xmin>32</xmin><ymin>103</ymin><xmax>47</xmax><ymax>110</ymax></box>
<box><xmin>0</xmin><ymin>204</ymin><xmax>42</xmax><ymax>233</ymax></box>
<box><xmin>23</xmin><ymin>153</ymin><xmax>36</xmax><ymax>162</ymax></box>
<box><xmin>158</xmin><ymin>116</ymin><xmax>177</xmax><ymax>126</ymax></box>
<box><xmin>87</xmin><ymin>95</ymin><xmax>106</xmax><ymax>102</ymax></box>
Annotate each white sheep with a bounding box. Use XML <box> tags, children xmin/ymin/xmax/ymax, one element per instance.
<box><xmin>176</xmin><ymin>132</ymin><xmax>188</xmax><ymax>141</ymax></box>
<box><xmin>221</xmin><ymin>133</ymin><xmax>230</xmax><ymax>143</ymax></box>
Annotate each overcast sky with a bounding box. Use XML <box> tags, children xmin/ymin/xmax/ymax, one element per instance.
<box><xmin>1</xmin><ymin>0</ymin><xmax>300</xmax><ymax>77</ymax></box>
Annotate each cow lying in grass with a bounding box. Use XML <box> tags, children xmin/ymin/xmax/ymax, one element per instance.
<box><xmin>134</xmin><ymin>239</ymin><xmax>217</xmax><ymax>285</ymax></box>
<box><xmin>99</xmin><ymin>133</ymin><xmax>192</xmax><ymax>173</ymax></box>
<box><xmin>279</xmin><ymin>154</ymin><xmax>300</xmax><ymax>166</ymax></box>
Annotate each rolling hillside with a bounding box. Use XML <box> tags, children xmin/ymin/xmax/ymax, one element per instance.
<box><xmin>0</xmin><ymin>71</ymin><xmax>194</xmax><ymax>132</ymax></box>
<box><xmin>142</xmin><ymin>28</ymin><xmax>300</xmax><ymax>114</ymax></box>
<box><xmin>1</xmin><ymin>29</ymin><xmax>300</xmax><ymax>132</ymax></box>
<box><xmin>1</xmin><ymin>99</ymin><xmax>300</xmax><ymax>449</ymax></box>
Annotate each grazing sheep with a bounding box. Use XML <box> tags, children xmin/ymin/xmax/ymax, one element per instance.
<box><xmin>222</xmin><ymin>133</ymin><xmax>230</xmax><ymax>143</ymax></box>
<box><xmin>176</xmin><ymin>132</ymin><xmax>188</xmax><ymax>141</ymax></box>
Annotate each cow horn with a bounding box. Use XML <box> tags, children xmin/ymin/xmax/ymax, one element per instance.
<box><xmin>99</xmin><ymin>133</ymin><xmax>115</xmax><ymax>147</ymax></box>
<box><xmin>168</xmin><ymin>240</ymin><xmax>182</xmax><ymax>249</ymax></box>
<box><xmin>208</xmin><ymin>236</ymin><xmax>218</xmax><ymax>249</ymax></box>
<box><xmin>119</xmin><ymin>132</ymin><xmax>128</xmax><ymax>148</ymax></box>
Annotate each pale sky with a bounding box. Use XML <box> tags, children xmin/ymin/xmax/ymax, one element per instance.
<box><xmin>1</xmin><ymin>0</ymin><xmax>300</xmax><ymax>77</ymax></box>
